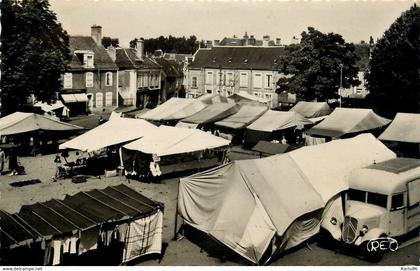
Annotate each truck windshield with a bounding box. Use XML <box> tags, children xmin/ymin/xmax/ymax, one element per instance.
<box><xmin>348</xmin><ymin>189</ymin><xmax>366</xmax><ymax>202</ymax></box>
<box><xmin>367</xmin><ymin>192</ymin><xmax>388</xmax><ymax>208</ymax></box>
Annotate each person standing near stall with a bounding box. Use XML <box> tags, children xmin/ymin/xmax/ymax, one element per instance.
<box><xmin>0</xmin><ymin>148</ymin><xmax>5</xmax><ymax>176</ymax></box>
<box><xmin>8</xmin><ymin>148</ymin><xmax>18</xmax><ymax>176</ymax></box>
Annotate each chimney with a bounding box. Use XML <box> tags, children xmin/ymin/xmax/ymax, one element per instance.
<box><xmin>106</xmin><ymin>45</ymin><xmax>116</xmax><ymax>62</ymax></box>
<box><xmin>213</xmin><ymin>40</ymin><xmax>220</xmax><ymax>46</ymax></box>
<box><xmin>243</xmin><ymin>32</ymin><xmax>249</xmax><ymax>46</ymax></box>
<box><xmin>263</xmin><ymin>35</ymin><xmax>270</xmax><ymax>47</ymax></box>
<box><xmin>206</xmin><ymin>40</ymin><xmax>213</xmax><ymax>48</ymax></box>
<box><xmin>136</xmin><ymin>38</ymin><xmax>144</xmax><ymax>60</ymax></box>
<box><xmin>91</xmin><ymin>25</ymin><xmax>102</xmax><ymax>46</ymax></box>
<box><xmin>248</xmin><ymin>35</ymin><xmax>256</xmax><ymax>46</ymax></box>
<box><xmin>276</xmin><ymin>38</ymin><xmax>281</xmax><ymax>46</ymax></box>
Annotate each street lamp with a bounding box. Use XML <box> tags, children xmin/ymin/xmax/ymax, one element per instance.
<box><xmin>338</xmin><ymin>63</ymin><xmax>343</xmax><ymax>108</ymax></box>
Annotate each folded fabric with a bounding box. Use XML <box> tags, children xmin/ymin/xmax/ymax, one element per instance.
<box><xmin>79</xmin><ymin>226</ymin><xmax>100</xmax><ymax>255</ymax></box>
<box><xmin>52</xmin><ymin>240</ymin><xmax>62</xmax><ymax>266</ymax></box>
<box><xmin>63</xmin><ymin>237</ymin><xmax>71</xmax><ymax>253</ymax></box>
<box><xmin>70</xmin><ymin>236</ymin><xmax>78</xmax><ymax>254</ymax></box>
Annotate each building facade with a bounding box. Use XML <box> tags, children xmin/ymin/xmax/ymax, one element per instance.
<box><xmin>184</xmin><ymin>46</ymin><xmax>287</xmax><ymax>107</ymax></box>
<box><xmin>63</xmin><ymin>25</ymin><xmax>118</xmax><ymax>115</ymax></box>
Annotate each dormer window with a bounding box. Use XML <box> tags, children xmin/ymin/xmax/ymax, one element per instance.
<box><xmin>228</xmin><ymin>58</ymin><xmax>232</xmax><ymax>63</ymax></box>
<box><xmin>75</xmin><ymin>50</ymin><xmax>94</xmax><ymax>68</ymax></box>
<box><xmin>244</xmin><ymin>59</ymin><xmax>248</xmax><ymax>64</ymax></box>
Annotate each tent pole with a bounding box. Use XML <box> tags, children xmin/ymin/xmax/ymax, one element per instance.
<box><xmin>173</xmin><ymin>179</ymin><xmax>180</xmax><ymax>240</ymax></box>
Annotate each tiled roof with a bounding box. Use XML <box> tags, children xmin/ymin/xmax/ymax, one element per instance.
<box><xmin>68</xmin><ymin>36</ymin><xmax>117</xmax><ymax>70</ymax></box>
<box><xmin>188</xmin><ymin>46</ymin><xmax>286</xmax><ymax>70</ymax></box>
<box><xmin>115</xmin><ymin>48</ymin><xmax>161</xmax><ymax>70</ymax></box>
<box><xmin>154</xmin><ymin>58</ymin><xmax>183</xmax><ymax>77</ymax></box>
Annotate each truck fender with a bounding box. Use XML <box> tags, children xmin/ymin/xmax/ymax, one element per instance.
<box><xmin>355</xmin><ymin>228</ymin><xmax>387</xmax><ymax>246</ymax></box>
<box><xmin>321</xmin><ymin>221</ymin><xmax>342</xmax><ymax>241</ymax></box>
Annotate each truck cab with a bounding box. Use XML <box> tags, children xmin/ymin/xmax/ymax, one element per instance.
<box><xmin>321</xmin><ymin>158</ymin><xmax>420</xmax><ymax>259</ymax></box>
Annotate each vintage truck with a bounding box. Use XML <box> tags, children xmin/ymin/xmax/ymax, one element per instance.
<box><xmin>321</xmin><ymin>157</ymin><xmax>420</xmax><ymax>261</ymax></box>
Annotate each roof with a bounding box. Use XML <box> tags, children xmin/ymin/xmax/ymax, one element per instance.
<box><xmin>197</xmin><ymin>94</ymin><xmax>233</xmax><ymax>104</ymax></box>
<box><xmin>349</xmin><ymin>158</ymin><xmax>420</xmax><ymax>194</ymax></box>
<box><xmin>178</xmin><ymin>133</ymin><xmax>395</xmax><ymax>264</ymax></box>
<box><xmin>59</xmin><ymin>117</ymin><xmax>157</xmax><ymax>152</ymax></box>
<box><xmin>289</xmin><ymin>102</ymin><xmax>331</xmax><ymax>118</ymax></box>
<box><xmin>0</xmin><ymin>184</ymin><xmax>161</xmax><ymax>249</ymax></box>
<box><xmin>139</xmin><ymin>98</ymin><xmax>207</xmax><ymax>122</ymax></box>
<box><xmin>252</xmin><ymin>141</ymin><xmax>291</xmax><ymax>155</ymax></box>
<box><xmin>215</xmin><ymin>105</ymin><xmax>268</xmax><ymax>129</ymax></box>
<box><xmin>246</xmin><ymin>110</ymin><xmax>310</xmax><ymax>132</ymax></box>
<box><xmin>123</xmin><ymin>125</ymin><xmax>231</xmax><ymax>156</ymax></box>
<box><xmin>115</xmin><ymin>48</ymin><xmax>162</xmax><ymax>70</ymax></box>
<box><xmin>181</xmin><ymin>103</ymin><xmax>239</xmax><ymax>125</ymax></box>
<box><xmin>307</xmin><ymin>108</ymin><xmax>391</xmax><ymax>138</ymax></box>
<box><xmin>33</xmin><ymin>101</ymin><xmax>65</xmax><ymax>113</ymax></box>
<box><xmin>0</xmin><ymin>112</ymin><xmax>83</xmax><ymax>136</ymax></box>
<box><xmin>154</xmin><ymin>58</ymin><xmax>183</xmax><ymax>77</ymax></box>
<box><xmin>68</xmin><ymin>36</ymin><xmax>117</xmax><ymax>70</ymax></box>
<box><xmin>188</xmin><ymin>47</ymin><xmax>286</xmax><ymax>70</ymax></box>
<box><xmin>379</xmin><ymin>113</ymin><xmax>420</xmax><ymax>143</ymax></box>
<box><xmin>229</xmin><ymin>92</ymin><xmax>270</xmax><ymax>104</ymax></box>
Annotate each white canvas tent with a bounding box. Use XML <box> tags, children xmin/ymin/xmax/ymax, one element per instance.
<box><xmin>59</xmin><ymin>117</ymin><xmax>156</xmax><ymax>152</ymax></box>
<box><xmin>379</xmin><ymin>113</ymin><xmax>420</xmax><ymax>143</ymax></box>
<box><xmin>139</xmin><ymin>98</ymin><xmax>207</xmax><ymax>122</ymax></box>
<box><xmin>178</xmin><ymin>134</ymin><xmax>396</xmax><ymax>264</ymax></box>
<box><xmin>289</xmin><ymin>101</ymin><xmax>331</xmax><ymax>118</ymax></box>
<box><xmin>215</xmin><ymin>105</ymin><xmax>269</xmax><ymax>130</ymax></box>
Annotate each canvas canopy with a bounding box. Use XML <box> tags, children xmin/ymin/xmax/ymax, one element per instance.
<box><xmin>379</xmin><ymin>113</ymin><xmax>420</xmax><ymax>143</ymax></box>
<box><xmin>0</xmin><ymin>184</ymin><xmax>161</xmax><ymax>250</ymax></box>
<box><xmin>197</xmin><ymin>94</ymin><xmax>233</xmax><ymax>104</ymax></box>
<box><xmin>123</xmin><ymin>125</ymin><xmax>230</xmax><ymax>157</ymax></box>
<box><xmin>178</xmin><ymin>134</ymin><xmax>395</xmax><ymax>264</ymax></box>
<box><xmin>246</xmin><ymin>110</ymin><xmax>310</xmax><ymax>132</ymax></box>
<box><xmin>180</xmin><ymin>102</ymin><xmax>239</xmax><ymax>125</ymax></box>
<box><xmin>59</xmin><ymin>117</ymin><xmax>156</xmax><ymax>152</ymax></box>
<box><xmin>0</xmin><ymin>112</ymin><xmax>83</xmax><ymax>136</ymax></box>
<box><xmin>33</xmin><ymin>101</ymin><xmax>65</xmax><ymax>113</ymax></box>
<box><xmin>229</xmin><ymin>92</ymin><xmax>270</xmax><ymax>104</ymax></box>
<box><xmin>252</xmin><ymin>141</ymin><xmax>292</xmax><ymax>155</ymax></box>
<box><xmin>61</xmin><ymin>93</ymin><xmax>89</xmax><ymax>103</ymax></box>
<box><xmin>215</xmin><ymin>105</ymin><xmax>268</xmax><ymax>129</ymax></box>
<box><xmin>139</xmin><ymin>98</ymin><xmax>207</xmax><ymax>122</ymax></box>
<box><xmin>289</xmin><ymin>101</ymin><xmax>331</xmax><ymax>118</ymax></box>
<box><xmin>307</xmin><ymin>108</ymin><xmax>391</xmax><ymax>138</ymax></box>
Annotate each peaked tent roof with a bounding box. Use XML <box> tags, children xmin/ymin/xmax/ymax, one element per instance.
<box><xmin>197</xmin><ymin>94</ymin><xmax>232</xmax><ymax>104</ymax></box>
<box><xmin>0</xmin><ymin>185</ymin><xmax>161</xmax><ymax>250</ymax></box>
<box><xmin>307</xmin><ymin>108</ymin><xmax>391</xmax><ymax>138</ymax></box>
<box><xmin>0</xmin><ymin>112</ymin><xmax>83</xmax><ymax>136</ymax></box>
<box><xmin>289</xmin><ymin>101</ymin><xmax>331</xmax><ymax>118</ymax></box>
<box><xmin>379</xmin><ymin>113</ymin><xmax>420</xmax><ymax>143</ymax></box>
<box><xmin>139</xmin><ymin>98</ymin><xmax>207</xmax><ymax>122</ymax></box>
<box><xmin>180</xmin><ymin>102</ymin><xmax>239</xmax><ymax>125</ymax></box>
<box><xmin>246</xmin><ymin>110</ymin><xmax>311</xmax><ymax>132</ymax></box>
<box><xmin>252</xmin><ymin>141</ymin><xmax>292</xmax><ymax>155</ymax></box>
<box><xmin>123</xmin><ymin>125</ymin><xmax>230</xmax><ymax>156</ymax></box>
<box><xmin>215</xmin><ymin>105</ymin><xmax>269</xmax><ymax>129</ymax></box>
<box><xmin>33</xmin><ymin>101</ymin><xmax>65</xmax><ymax>113</ymax></box>
<box><xmin>229</xmin><ymin>92</ymin><xmax>270</xmax><ymax>105</ymax></box>
<box><xmin>59</xmin><ymin>117</ymin><xmax>156</xmax><ymax>152</ymax></box>
<box><xmin>178</xmin><ymin>134</ymin><xmax>395</xmax><ymax>264</ymax></box>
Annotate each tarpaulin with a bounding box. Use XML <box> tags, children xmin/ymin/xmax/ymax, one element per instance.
<box><xmin>215</xmin><ymin>105</ymin><xmax>268</xmax><ymax>129</ymax></box>
<box><xmin>289</xmin><ymin>101</ymin><xmax>331</xmax><ymax>118</ymax></box>
<box><xmin>307</xmin><ymin>108</ymin><xmax>391</xmax><ymax>138</ymax></box>
<box><xmin>246</xmin><ymin>110</ymin><xmax>310</xmax><ymax>132</ymax></box>
<box><xmin>178</xmin><ymin>134</ymin><xmax>396</xmax><ymax>264</ymax></box>
<box><xmin>379</xmin><ymin>113</ymin><xmax>420</xmax><ymax>143</ymax></box>
<box><xmin>181</xmin><ymin>103</ymin><xmax>239</xmax><ymax>125</ymax></box>
<box><xmin>0</xmin><ymin>112</ymin><xmax>83</xmax><ymax>136</ymax></box>
<box><xmin>59</xmin><ymin>117</ymin><xmax>156</xmax><ymax>152</ymax></box>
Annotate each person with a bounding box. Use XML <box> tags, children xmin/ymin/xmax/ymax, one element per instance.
<box><xmin>281</xmin><ymin>135</ymin><xmax>287</xmax><ymax>144</ymax></box>
<box><xmin>8</xmin><ymin>149</ymin><xmax>18</xmax><ymax>176</ymax></box>
<box><xmin>0</xmin><ymin>148</ymin><xmax>5</xmax><ymax>176</ymax></box>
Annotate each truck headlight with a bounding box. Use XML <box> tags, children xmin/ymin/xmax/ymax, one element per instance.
<box><xmin>360</xmin><ymin>225</ymin><xmax>369</xmax><ymax>235</ymax></box>
<box><xmin>330</xmin><ymin>217</ymin><xmax>337</xmax><ymax>225</ymax></box>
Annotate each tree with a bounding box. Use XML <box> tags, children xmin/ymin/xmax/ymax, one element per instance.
<box><xmin>129</xmin><ymin>35</ymin><xmax>203</xmax><ymax>54</ymax></box>
<box><xmin>277</xmin><ymin>27</ymin><xmax>360</xmax><ymax>101</ymax></box>
<box><xmin>101</xmin><ymin>37</ymin><xmax>119</xmax><ymax>48</ymax></box>
<box><xmin>365</xmin><ymin>5</ymin><xmax>420</xmax><ymax>118</ymax></box>
<box><xmin>1</xmin><ymin>0</ymin><xmax>70</xmax><ymax>115</ymax></box>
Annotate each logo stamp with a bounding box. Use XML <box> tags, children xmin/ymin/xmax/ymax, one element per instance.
<box><xmin>367</xmin><ymin>237</ymin><xmax>399</xmax><ymax>252</ymax></box>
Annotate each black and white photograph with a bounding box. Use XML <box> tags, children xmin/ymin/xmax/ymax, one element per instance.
<box><xmin>0</xmin><ymin>0</ymin><xmax>419</xmax><ymax>268</ymax></box>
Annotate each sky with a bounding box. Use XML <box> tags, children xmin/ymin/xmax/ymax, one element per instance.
<box><xmin>50</xmin><ymin>0</ymin><xmax>416</xmax><ymax>47</ymax></box>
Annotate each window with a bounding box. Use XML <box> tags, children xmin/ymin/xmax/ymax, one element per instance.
<box><xmin>105</xmin><ymin>92</ymin><xmax>113</xmax><ymax>106</ymax></box>
<box><xmin>95</xmin><ymin>92</ymin><xmax>103</xmax><ymax>107</ymax></box>
<box><xmin>191</xmin><ymin>76</ymin><xmax>198</xmax><ymax>88</ymax></box>
<box><xmin>217</xmin><ymin>72</ymin><xmax>223</xmax><ymax>86</ymax></box>
<box><xmin>227</xmin><ymin>72</ymin><xmax>234</xmax><ymax>86</ymax></box>
<box><xmin>205</xmin><ymin>71</ymin><xmax>213</xmax><ymax>85</ymax></box>
<box><xmin>265</xmin><ymin>74</ymin><xmax>272</xmax><ymax>88</ymax></box>
<box><xmin>105</xmin><ymin>72</ymin><xmax>113</xmax><ymax>86</ymax></box>
<box><xmin>367</xmin><ymin>192</ymin><xmax>388</xmax><ymax>208</ymax></box>
<box><xmin>85</xmin><ymin>72</ymin><xmax>94</xmax><ymax>87</ymax></box>
<box><xmin>253</xmin><ymin>73</ymin><xmax>262</xmax><ymax>88</ymax></box>
<box><xmin>348</xmin><ymin>189</ymin><xmax>366</xmax><ymax>202</ymax></box>
<box><xmin>391</xmin><ymin>194</ymin><xmax>404</xmax><ymax>210</ymax></box>
<box><xmin>240</xmin><ymin>73</ymin><xmax>248</xmax><ymax>87</ymax></box>
<box><xmin>63</xmin><ymin>73</ymin><xmax>72</xmax><ymax>89</ymax></box>
<box><xmin>85</xmin><ymin>54</ymin><xmax>94</xmax><ymax>68</ymax></box>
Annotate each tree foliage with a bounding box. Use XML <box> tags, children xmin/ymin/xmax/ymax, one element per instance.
<box><xmin>129</xmin><ymin>35</ymin><xmax>205</xmax><ymax>54</ymax></box>
<box><xmin>101</xmin><ymin>36</ymin><xmax>119</xmax><ymax>48</ymax></box>
<box><xmin>1</xmin><ymin>0</ymin><xmax>70</xmax><ymax>115</ymax></box>
<box><xmin>277</xmin><ymin>27</ymin><xmax>360</xmax><ymax>101</ymax></box>
<box><xmin>365</xmin><ymin>5</ymin><xmax>420</xmax><ymax>117</ymax></box>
